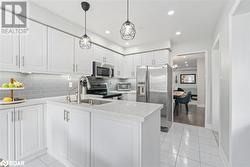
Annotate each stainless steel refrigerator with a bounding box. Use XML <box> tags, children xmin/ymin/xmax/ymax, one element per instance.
<box><xmin>136</xmin><ymin>65</ymin><xmax>173</xmax><ymax>132</ymax></box>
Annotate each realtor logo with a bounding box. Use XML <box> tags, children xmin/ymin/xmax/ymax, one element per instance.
<box><xmin>1</xmin><ymin>1</ymin><xmax>27</xmax><ymax>28</ymax></box>
<box><xmin>0</xmin><ymin>159</ymin><xmax>8</xmax><ymax>167</ymax></box>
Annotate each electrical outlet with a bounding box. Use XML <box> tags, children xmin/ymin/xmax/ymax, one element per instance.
<box><xmin>69</xmin><ymin>82</ymin><xmax>73</xmax><ymax>88</ymax></box>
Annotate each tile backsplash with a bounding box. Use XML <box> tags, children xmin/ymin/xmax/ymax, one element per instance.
<box><xmin>0</xmin><ymin>72</ymin><xmax>135</xmax><ymax>99</ymax></box>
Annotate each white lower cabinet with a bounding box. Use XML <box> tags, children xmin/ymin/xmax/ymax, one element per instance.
<box><xmin>47</xmin><ymin>104</ymin><xmax>90</xmax><ymax>167</ymax></box>
<box><xmin>0</xmin><ymin>109</ymin><xmax>15</xmax><ymax>161</ymax></box>
<box><xmin>122</xmin><ymin>93</ymin><xmax>136</xmax><ymax>101</ymax></box>
<box><xmin>15</xmin><ymin>105</ymin><xmax>45</xmax><ymax>160</ymax></box>
<box><xmin>91</xmin><ymin>113</ymin><xmax>140</xmax><ymax>167</ymax></box>
<box><xmin>0</xmin><ymin>105</ymin><xmax>45</xmax><ymax>162</ymax></box>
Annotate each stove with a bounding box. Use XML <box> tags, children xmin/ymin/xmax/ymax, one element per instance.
<box><xmin>86</xmin><ymin>76</ymin><xmax>122</xmax><ymax>99</ymax></box>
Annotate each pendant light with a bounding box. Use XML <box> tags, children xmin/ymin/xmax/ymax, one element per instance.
<box><xmin>79</xmin><ymin>1</ymin><xmax>92</xmax><ymax>49</ymax></box>
<box><xmin>120</xmin><ymin>0</ymin><xmax>136</xmax><ymax>40</ymax></box>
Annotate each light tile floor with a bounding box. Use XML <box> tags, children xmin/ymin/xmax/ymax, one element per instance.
<box><xmin>161</xmin><ymin>123</ymin><xmax>225</xmax><ymax>167</ymax></box>
<box><xmin>23</xmin><ymin>123</ymin><xmax>224</xmax><ymax>167</ymax></box>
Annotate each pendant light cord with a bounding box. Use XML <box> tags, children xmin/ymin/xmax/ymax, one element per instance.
<box><xmin>127</xmin><ymin>0</ymin><xmax>129</xmax><ymax>21</ymax></box>
<box><xmin>84</xmin><ymin>11</ymin><xmax>87</xmax><ymax>35</ymax></box>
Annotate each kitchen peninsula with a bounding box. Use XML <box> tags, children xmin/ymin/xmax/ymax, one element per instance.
<box><xmin>0</xmin><ymin>96</ymin><xmax>162</xmax><ymax>167</ymax></box>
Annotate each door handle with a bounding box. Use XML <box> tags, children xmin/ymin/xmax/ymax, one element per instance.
<box><xmin>22</xmin><ymin>56</ymin><xmax>24</xmax><ymax>66</ymax></box>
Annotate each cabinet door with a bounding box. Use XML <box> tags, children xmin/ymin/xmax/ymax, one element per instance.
<box><xmin>74</xmin><ymin>38</ymin><xmax>93</xmax><ymax>75</ymax></box>
<box><xmin>0</xmin><ymin>34</ymin><xmax>19</xmax><ymax>71</ymax></box>
<box><xmin>93</xmin><ymin>45</ymin><xmax>104</xmax><ymax>63</ymax></box>
<box><xmin>47</xmin><ymin>105</ymin><xmax>68</xmax><ymax>160</ymax></box>
<box><xmin>48</xmin><ymin>28</ymin><xmax>74</xmax><ymax>73</ymax></box>
<box><xmin>0</xmin><ymin>109</ymin><xmax>15</xmax><ymax>161</ymax></box>
<box><xmin>15</xmin><ymin>105</ymin><xmax>45</xmax><ymax>160</ymax></box>
<box><xmin>124</xmin><ymin>56</ymin><xmax>134</xmax><ymax>78</ymax></box>
<box><xmin>141</xmin><ymin>52</ymin><xmax>155</xmax><ymax>66</ymax></box>
<box><xmin>91</xmin><ymin>113</ymin><xmax>140</xmax><ymax>167</ymax></box>
<box><xmin>105</xmin><ymin>50</ymin><xmax>115</xmax><ymax>64</ymax></box>
<box><xmin>114</xmin><ymin>54</ymin><xmax>124</xmax><ymax>78</ymax></box>
<box><xmin>20</xmin><ymin>21</ymin><xmax>48</xmax><ymax>72</ymax></box>
<box><xmin>154</xmin><ymin>50</ymin><xmax>169</xmax><ymax>65</ymax></box>
<box><xmin>133</xmin><ymin>55</ymin><xmax>142</xmax><ymax>77</ymax></box>
<box><xmin>68</xmin><ymin>109</ymin><xmax>90</xmax><ymax>167</ymax></box>
<box><xmin>127</xmin><ymin>93</ymin><xmax>136</xmax><ymax>101</ymax></box>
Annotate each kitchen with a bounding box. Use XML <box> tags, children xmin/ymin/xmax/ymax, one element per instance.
<box><xmin>1</xmin><ymin>0</ymin><xmax>247</xmax><ymax>167</ymax></box>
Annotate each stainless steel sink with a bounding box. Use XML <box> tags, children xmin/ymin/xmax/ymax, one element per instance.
<box><xmin>72</xmin><ymin>99</ymin><xmax>112</xmax><ymax>105</ymax></box>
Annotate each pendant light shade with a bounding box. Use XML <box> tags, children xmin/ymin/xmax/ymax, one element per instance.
<box><xmin>79</xmin><ymin>1</ymin><xmax>92</xmax><ymax>49</ymax></box>
<box><xmin>120</xmin><ymin>0</ymin><xmax>136</xmax><ymax>40</ymax></box>
<box><xmin>79</xmin><ymin>34</ymin><xmax>91</xmax><ymax>49</ymax></box>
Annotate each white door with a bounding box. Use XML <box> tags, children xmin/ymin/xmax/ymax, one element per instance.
<box><xmin>68</xmin><ymin>109</ymin><xmax>90</xmax><ymax>167</ymax></box>
<box><xmin>20</xmin><ymin>21</ymin><xmax>48</xmax><ymax>72</ymax></box>
<box><xmin>154</xmin><ymin>50</ymin><xmax>169</xmax><ymax>65</ymax></box>
<box><xmin>47</xmin><ymin>105</ymin><xmax>68</xmax><ymax>160</ymax></box>
<box><xmin>74</xmin><ymin>38</ymin><xmax>93</xmax><ymax>75</ymax></box>
<box><xmin>0</xmin><ymin>34</ymin><xmax>19</xmax><ymax>71</ymax></box>
<box><xmin>91</xmin><ymin>113</ymin><xmax>140</xmax><ymax>167</ymax></box>
<box><xmin>48</xmin><ymin>28</ymin><xmax>74</xmax><ymax>73</ymax></box>
<box><xmin>141</xmin><ymin>52</ymin><xmax>155</xmax><ymax>66</ymax></box>
<box><xmin>0</xmin><ymin>109</ymin><xmax>15</xmax><ymax>161</ymax></box>
<box><xmin>15</xmin><ymin>105</ymin><xmax>45</xmax><ymax>160</ymax></box>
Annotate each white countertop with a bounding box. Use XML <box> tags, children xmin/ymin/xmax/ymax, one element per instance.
<box><xmin>0</xmin><ymin>94</ymin><xmax>162</xmax><ymax>122</ymax></box>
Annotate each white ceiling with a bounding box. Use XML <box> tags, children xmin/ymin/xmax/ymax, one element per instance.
<box><xmin>173</xmin><ymin>53</ymin><xmax>205</xmax><ymax>69</ymax></box>
<box><xmin>32</xmin><ymin>0</ymin><xmax>226</xmax><ymax>48</ymax></box>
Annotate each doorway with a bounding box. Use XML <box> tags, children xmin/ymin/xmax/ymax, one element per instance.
<box><xmin>172</xmin><ymin>52</ymin><xmax>206</xmax><ymax>127</ymax></box>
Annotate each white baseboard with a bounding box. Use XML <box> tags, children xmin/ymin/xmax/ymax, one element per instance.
<box><xmin>220</xmin><ymin>147</ymin><xmax>231</xmax><ymax>167</ymax></box>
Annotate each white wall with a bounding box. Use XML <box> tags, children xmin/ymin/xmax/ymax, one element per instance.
<box><xmin>28</xmin><ymin>2</ymin><xmax>124</xmax><ymax>54</ymax></box>
<box><xmin>231</xmin><ymin>12</ymin><xmax>250</xmax><ymax>167</ymax></box>
<box><xmin>197</xmin><ymin>57</ymin><xmax>205</xmax><ymax>108</ymax></box>
<box><xmin>210</xmin><ymin>0</ymin><xmax>237</xmax><ymax>163</ymax></box>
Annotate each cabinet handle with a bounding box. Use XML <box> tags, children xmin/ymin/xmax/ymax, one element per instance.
<box><xmin>64</xmin><ymin>110</ymin><xmax>67</xmax><ymax>121</ymax></box>
<box><xmin>67</xmin><ymin>111</ymin><xmax>70</xmax><ymax>122</ymax></box>
<box><xmin>22</xmin><ymin>56</ymin><xmax>24</xmax><ymax>66</ymax></box>
<box><xmin>18</xmin><ymin>110</ymin><xmax>20</xmax><ymax>121</ymax></box>
<box><xmin>76</xmin><ymin>64</ymin><xmax>78</xmax><ymax>72</ymax></box>
<box><xmin>11</xmin><ymin>111</ymin><xmax>14</xmax><ymax>122</ymax></box>
<box><xmin>16</xmin><ymin>55</ymin><xmax>19</xmax><ymax>66</ymax></box>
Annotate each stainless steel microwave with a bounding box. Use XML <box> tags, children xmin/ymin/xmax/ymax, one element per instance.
<box><xmin>117</xmin><ymin>82</ymin><xmax>132</xmax><ymax>91</ymax></box>
<box><xmin>92</xmin><ymin>61</ymin><xmax>114</xmax><ymax>78</ymax></box>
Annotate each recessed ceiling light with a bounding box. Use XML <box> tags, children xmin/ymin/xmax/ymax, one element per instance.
<box><xmin>185</xmin><ymin>61</ymin><xmax>188</xmax><ymax>64</ymax></box>
<box><xmin>105</xmin><ymin>30</ymin><xmax>110</xmax><ymax>34</ymax></box>
<box><xmin>125</xmin><ymin>42</ymin><xmax>129</xmax><ymax>46</ymax></box>
<box><xmin>183</xmin><ymin>56</ymin><xmax>186</xmax><ymax>59</ymax></box>
<box><xmin>168</xmin><ymin>10</ymin><xmax>175</xmax><ymax>16</ymax></box>
<box><xmin>176</xmin><ymin>31</ymin><xmax>182</xmax><ymax>35</ymax></box>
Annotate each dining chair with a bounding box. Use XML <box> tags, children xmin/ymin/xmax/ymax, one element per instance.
<box><xmin>174</xmin><ymin>91</ymin><xmax>192</xmax><ymax>115</ymax></box>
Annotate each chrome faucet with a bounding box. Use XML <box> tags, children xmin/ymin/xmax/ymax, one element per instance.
<box><xmin>77</xmin><ymin>75</ymin><xmax>89</xmax><ymax>104</ymax></box>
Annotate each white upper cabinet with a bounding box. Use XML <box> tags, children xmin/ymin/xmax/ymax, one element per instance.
<box><xmin>20</xmin><ymin>21</ymin><xmax>48</xmax><ymax>72</ymax></box>
<box><xmin>48</xmin><ymin>28</ymin><xmax>74</xmax><ymax>73</ymax></box>
<box><xmin>74</xmin><ymin>38</ymin><xmax>93</xmax><ymax>75</ymax></box>
<box><xmin>154</xmin><ymin>50</ymin><xmax>169</xmax><ymax>65</ymax></box>
<box><xmin>93</xmin><ymin>45</ymin><xmax>114</xmax><ymax>64</ymax></box>
<box><xmin>114</xmin><ymin>53</ymin><xmax>124</xmax><ymax>78</ymax></box>
<box><xmin>141</xmin><ymin>52</ymin><xmax>155</xmax><ymax>66</ymax></box>
<box><xmin>133</xmin><ymin>55</ymin><xmax>142</xmax><ymax>76</ymax></box>
<box><xmin>0</xmin><ymin>34</ymin><xmax>19</xmax><ymax>71</ymax></box>
<box><xmin>123</xmin><ymin>56</ymin><xmax>134</xmax><ymax>78</ymax></box>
